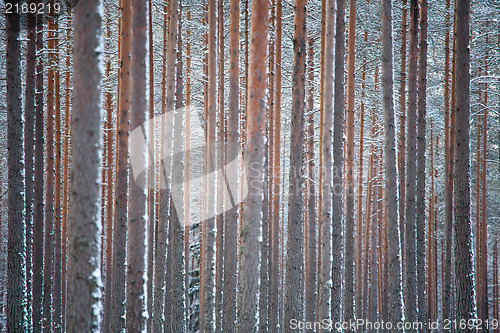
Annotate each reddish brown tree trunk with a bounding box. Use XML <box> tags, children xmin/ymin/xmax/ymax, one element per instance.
<box><xmin>454</xmin><ymin>0</ymin><xmax>475</xmax><ymax>327</ymax></box>
<box><xmin>236</xmin><ymin>0</ymin><xmax>269</xmax><ymax>331</ymax></box>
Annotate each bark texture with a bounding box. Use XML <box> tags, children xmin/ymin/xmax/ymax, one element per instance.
<box><xmin>381</xmin><ymin>0</ymin><xmax>403</xmax><ymax>326</ymax></box>
<box><xmin>236</xmin><ymin>0</ymin><xmax>269</xmax><ymax>330</ymax></box>
<box><xmin>66</xmin><ymin>0</ymin><xmax>103</xmax><ymax>330</ymax></box>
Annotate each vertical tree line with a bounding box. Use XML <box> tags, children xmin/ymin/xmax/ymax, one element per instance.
<box><xmin>2</xmin><ymin>0</ymin><xmax>499</xmax><ymax>332</ymax></box>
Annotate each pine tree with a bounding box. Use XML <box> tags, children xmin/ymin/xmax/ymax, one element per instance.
<box><xmin>416</xmin><ymin>0</ymin><xmax>428</xmax><ymax>323</ymax></box>
<box><xmin>222</xmin><ymin>0</ymin><xmax>240</xmax><ymax>330</ymax></box>
<box><xmin>453</xmin><ymin>0</ymin><xmax>475</xmax><ymax>328</ymax></box>
<box><xmin>405</xmin><ymin>0</ymin><xmax>419</xmax><ymax>325</ymax></box>
<box><xmin>381</xmin><ymin>0</ymin><xmax>403</xmax><ymax>327</ymax></box>
<box><xmin>111</xmin><ymin>1</ymin><xmax>131</xmax><ymax>330</ymax></box>
<box><xmin>332</xmin><ymin>0</ymin><xmax>345</xmax><ymax>322</ymax></box>
<box><xmin>6</xmin><ymin>2</ymin><xmax>27</xmax><ymax>330</ymax></box>
<box><xmin>318</xmin><ymin>0</ymin><xmax>335</xmax><ymax>327</ymax></box>
<box><xmin>66</xmin><ymin>0</ymin><xmax>103</xmax><ymax>330</ymax></box>
<box><xmin>126</xmin><ymin>0</ymin><xmax>148</xmax><ymax>330</ymax></box>
<box><xmin>236</xmin><ymin>0</ymin><xmax>269</xmax><ymax>330</ymax></box>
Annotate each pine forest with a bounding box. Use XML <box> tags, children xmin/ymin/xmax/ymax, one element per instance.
<box><xmin>1</xmin><ymin>0</ymin><xmax>500</xmax><ymax>332</ymax></box>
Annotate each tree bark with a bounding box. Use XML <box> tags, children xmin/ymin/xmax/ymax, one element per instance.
<box><xmin>66</xmin><ymin>0</ymin><xmax>103</xmax><ymax>330</ymax></box>
<box><xmin>284</xmin><ymin>1</ymin><xmax>307</xmax><ymax>330</ymax></box>
<box><xmin>24</xmin><ymin>4</ymin><xmax>36</xmax><ymax>330</ymax></box>
<box><xmin>305</xmin><ymin>35</ymin><xmax>317</xmax><ymax>328</ymax></box>
<box><xmin>405</xmin><ymin>0</ymin><xmax>419</xmax><ymax>326</ymax></box>
<box><xmin>153</xmin><ymin>2</ymin><xmax>171</xmax><ymax>330</ymax></box>
<box><xmin>53</xmin><ymin>19</ymin><xmax>63</xmax><ymax>331</ymax></box>
<box><xmin>43</xmin><ymin>8</ymin><xmax>57</xmax><ymax>331</ymax></box>
<box><xmin>236</xmin><ymin>0</ymin><xmax>269</xmax><ymax>330</ymax></box>
<box><xmin>332</xmin><ymin>0</ymin><xmax>344</xmax><ymax>323</ymax></box>
<box><xmin>442</xmin><ymin>0</ymin><xmax>454</xmax><ymax>323</ymax></box>
<box><xmin>200</xmin><ymin>0</ymin><xmax>217</xmax><ymax>331</ymax></box>
<box><xmin>222</xmin><ymin>0</ymin><xmax>239</xmax><ymax>330</ymax></box>
<box><xmin>111</xmin><ymin>1</ymin><xmax>131</xmax><ymax>330</ymax></box>
<box><xmin>344</xmin><ymin>0</ymin><xmax>356</xmax><ymax>326</ymax></box>
<box><xmin>166</xmin><ymin>1</ymin><xmax>185</xmax><ymax>330</ymax></box>
<box><xmin>33</xmin><ymin>6</ymin><xmax>45</xmax><ymax>331</ymax></box>
<box><xmin>126</xmin><ymin>0</ymin><xmax>148</xmax><ymax>330</ymax></box>
<box><xmin>6</xmin><ymin>3</ymin><xmax>27</xmax><ymax>331</ymax></box>
<box><xmin>355</xmin><ymin>34</ymin><xmax>366</xmax><ymax>319</ymax></box>
<box><xmin>269</xmin><ymin>0</ymin><xmax>282</xmax><ymax>330</ymax></box>
<box><xmin>318</xmin><ymin>0</ymin><xmax>335</xmax><ymax>328</ymax></box>
<box><xmin>453</xmin><ymin>0</ymin><xmax>475</xmax><ymax>329</ymax></box>
<box><xmin>381</xmin><ymin>0</ymin><xmax>404</xmax><ymax>327</ymax></box>
<box><xmin>416</xmin><ymin>0</ymin><xmax>428</xmax><ymax>324</ymax></box>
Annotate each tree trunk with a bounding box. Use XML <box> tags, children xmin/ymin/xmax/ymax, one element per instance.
<box><xmin>6</xmin><ymin>3</ymin><xmax>27</xmax><ymax>331</ymax></box>
<box><xmin>454</xmin><ymin>0</ymin><xmax>475</xmax><ymax>328</ymax></box>
<box><xmin>33</xmin><ymin>6</ymin><xmax>45</xmax><ymax>331</ymax></box>
<box><xmin>416</xmin><ymin>0</ymin><xmax>428</xmax><ymax>324</ymax></box>
<box><xmin>43</xmin><ymin>8</ymin><xmax>57</xmax><ymax>331</ymax></box>
<box><xmin>24</xmin><ymin>5</ymin><xmax>36</xmax><ymax>330</ymax></box>
<box><xmin>166</xmin><ymin>1</ymin><xmax>185</xmax><ymax>330</ymax></box>
<box><xmin>200</xmin><ymin>0</ymin><xmax>217</xmax><ymax>331</ymax></box>
<box><xmin>66</xmin><ymin>0</ymin><xmax>103</xmax><ymax>330</ymax></box>
<box><xmin>481</xmin><ymin>44</ymin><xmax>489</xmax><ymax>330</ymax></box>
<box><xmin>111</xmin><ymin>1</ymin><xmax>131</xmax><ymax>330</ymax></box>
<box><xmin>153</xmin><ymin>2</ymin><xmax>171</xmax><ymax>330</ymax></box>
<box><xmin>318</xmin><ymin>0</ymin><xmax>334</xmax><ymax>328</ymax></box>
<box><xmin>284</xmin><ymin>1</ymin><xmax>306</xmax><ymax>330</ymax></box>
<box><xmin>269</xmin><ymin>0</ymin><xmax>282</xmax><ymax>330</ymax></box>
<box><xmin>344</xmin><ymin>0</ymin><xmax>356</xmax><ymax>326</ymax></box>
<box><xmin>405</xmin><ymin>0</ymin><xmax>419</xmax><ymax>326</ymax></box>
<box><xmin>126</xmin><ymin>0</ymin><xmax>148</xmax><ymax>330</ymax></box>
<box><xmin>442</xmin><ymin>0</ymin><xmax>454</xmax><ymax>323</ymax></box>
<box><xmin>355</xmin><ymin>34</ymin><xmax>366</xmax><ymax>319</ymax></box>
<box><xmin>332</xmin><ymin>0</ymin><xmax>344</xmax><ymax>323</ymax></box>
<box><xmin>381</xmin><ymin>0</ymin><xmax>404</xmax><ymax>327</ymax></box>
<box><xmin>236</xmin><ymin>0</ymin><xmax>269</xmax><ymax>330</ymax></box>
<box><xmin>222</xmin><ymin>0</ymin><xmax>239</xmax><ymax>330</ymax></box>
<box><xmin>305</xmin><ymin>35</ymin><xmax>317</xmax><ymax>328</ymax></box>
<box><xmin>53</xmin><ymin>21</ymin><xmax>63</xmax><ymax>331</ymax></box>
